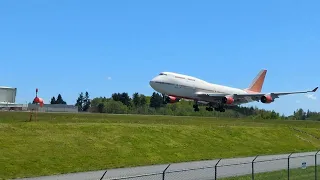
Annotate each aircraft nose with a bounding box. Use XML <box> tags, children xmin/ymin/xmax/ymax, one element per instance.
<box><xmin>149</xmin><ymin>78</ymin><xmax>155</xmax><ymax>88</ymax></box>
<box><xmin>149</xmin><ymin>76</ymin><xmax>159</xmax><ymax>89</ymax></box>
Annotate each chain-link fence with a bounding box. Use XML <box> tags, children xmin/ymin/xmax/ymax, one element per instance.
<box><xmin>99</xmin><ymin>151</ymin><xmax>320</xmax><ymax>180</ymax></box>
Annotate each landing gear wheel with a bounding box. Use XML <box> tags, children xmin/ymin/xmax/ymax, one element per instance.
<box><xmin>193</xmin><ymin>101</ymin><xmax>200</xmax><ymax>112</ymax></box>
<box><xmin>214</xmin><ymin>105</ymin><xmax>225</xmax><ymax>112</ymax></box>
<box><xmin>206</xmin><ymin>107</ymin><xmax>213</xmax><ymax>111</ymax></box>
<box><xmin>162</xmin><ymin>94</ymin><xmax>168</xmax><ymax>104</ymax></box>
<box><xmin>193</xmin><ymin>104</ymin><xmax>199</xmax><ymax>112</ymax></box>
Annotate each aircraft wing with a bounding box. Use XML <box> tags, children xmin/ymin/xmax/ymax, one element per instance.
<box><xmin>196</xmin><ymin>87</ymin><xmax>318</xmax><ymax>100</ymax></box>
<box><xmin>237</xmin><ymin>87</ymin><xmax>318</xmax><ymax>99</ymax></box>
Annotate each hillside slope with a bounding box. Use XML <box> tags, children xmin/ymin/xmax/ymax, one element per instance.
<box><xmin>1</xmin><ymin>112</ymin><xmax>320</xmax><ymax>179</ymax></box>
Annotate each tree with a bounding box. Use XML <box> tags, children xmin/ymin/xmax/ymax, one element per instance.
<box><xmin>140</xmin><ymin>94</ymin><xmax>147</xmax><ymax>106</ymax></box>
<box><xmin>120</xmin><ymin>92</ymin><xmax>131</xmax><ymax>107</ymax></box>
<box><xmin>49</xmin><ymin>94</ymin><xmax>66</xmax><ymax>104</ymax></box>
<box><xmin>50</xmin><ymin>97</ymin><xmax>56</xmax><ymax>104</ymax></box>
<box><xmin>75</xmin><ymin>92</ymin><xmax>84</xmax><ymax>111</ymax></box>
<box><xmin>112</xmin><ymin>92</ymin><xmax>131</xmax><ymax>107</ymax></box>
<box><xmin>270</xmin><ymin>110</ymin><xmax>278</xmax><ymax>119</ymax></box>
<box><xmin>306</xmin><ymin>109</ymin><xmax>311</xmax><ymax>118</ymax></box>
<box><xmin>55</xmin><ymin>94</ymin><xmax>66</xmax><ymax>104</ymax></box>
<box><xmin>149</xmin><ymin>92</ymin><xmax>163</xmax><ymax>109</ymax></box>
<box><xmin>97</xmin><ymin>103</ymin><xmax>105</xmax><ymax>113</ymax></box>
<box><xmin>132</xmin><ymin>92</ymin><xmax>140</xmax><ymax>107</ymax></box>
<box><xmin>83</xmin><ymin>91</ymin><xmax>91</xmax><ymax>112</ymax></box>
<box><xmin>112</xmin><ymin>93</ymin><xmax>121</xmax><ymax>101</ymax></box>
<box><xmin>104</xmin><ymin>100</ymin><xmax>128</xmax><ymax>114</ymax></box>
<box><xmin>294</xmin><ymin>108</ymin><xmax>306</xmax><ymax>120</ymax></box>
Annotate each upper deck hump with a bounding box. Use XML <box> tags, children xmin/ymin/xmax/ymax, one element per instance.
<box><xmin>162</xmin><ymin>72</ymin><xmax>207</xmax><ymax>83</ymax></box>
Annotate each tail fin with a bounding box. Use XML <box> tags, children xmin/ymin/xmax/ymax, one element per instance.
<box><xmin>246</xmin><ymin>69</ymin><xmax>267</xmax><ymax>93</ymax></box>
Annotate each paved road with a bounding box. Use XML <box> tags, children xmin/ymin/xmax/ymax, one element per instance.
<box><xmin>16</xmin><ymin>151</ymin><xmax>320</xmax><ymax>180</ymax></box>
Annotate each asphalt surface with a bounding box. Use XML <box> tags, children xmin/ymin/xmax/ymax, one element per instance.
<box><xmin>16</xmin><ymin>151</ymin><xmax>320</xmax><ymax>180</ymax></box>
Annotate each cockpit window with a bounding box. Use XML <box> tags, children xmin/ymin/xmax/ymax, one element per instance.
<box><xmin>159</xmin><ymin>73</ymin><xmax>167</xmax><ymax>75</ymax></box>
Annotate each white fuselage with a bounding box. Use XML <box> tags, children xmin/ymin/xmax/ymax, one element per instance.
<box><xmin>149</xmin><ymin>72</ymin><xmax>253</xmax><ymax>104</ymax></box>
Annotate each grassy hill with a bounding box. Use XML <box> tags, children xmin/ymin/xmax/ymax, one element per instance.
<box><xmin>1</xmin><ymin>111</ymin><xmax>320</xmax><ymax>179</ymax></box>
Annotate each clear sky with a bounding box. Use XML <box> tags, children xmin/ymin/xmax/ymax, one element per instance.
<box><xmin>1</xmin><ymin>0</ymin><xmax>319</xmax><ymax>115</ymax></box>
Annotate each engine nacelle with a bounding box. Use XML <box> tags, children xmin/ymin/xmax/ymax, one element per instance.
<box><xmin>164</xmin><ymin>96</ymin><xmax>181</xmax><ymax>103</ymax></box>
<box><xmin>260</xmin><ymin>95</ymin><xmax>273</xmax><ymax>103</ymax></box>
<box><xmin>222</xmin><ymin>96</ymin><xmax>234</xmax><ymax>104</ymax></box>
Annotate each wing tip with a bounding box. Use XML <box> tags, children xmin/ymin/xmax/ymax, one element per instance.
<box><xmin>312</xmin><ymin>87</ymin><xmax>318</xmax><ymax>92</ymax></box>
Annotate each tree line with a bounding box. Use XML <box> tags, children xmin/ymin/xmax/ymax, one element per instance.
<box><xmin>74</xmin><ymin>91</ymin><xmax>320</xmax><ymax>120</ymax></box>
<box><xmin>47</xmin><ymin>91</ymin><xmax>320</xmax><ymax>121</ymax></box>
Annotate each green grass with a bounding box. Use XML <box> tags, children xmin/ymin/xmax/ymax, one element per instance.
<box><xmin>1</xmin><ymin>111</ymin><xmax>320</xmax><ymax>179</ymax></box>
<box><xmin>222</xmin><ymin>166</ymin><xmax>318</xmax><ymax>180</ymax></box>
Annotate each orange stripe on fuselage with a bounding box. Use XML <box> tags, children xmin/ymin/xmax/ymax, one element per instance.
<box><xmin>168</xmin><ymin>95</ymin><xmax>198</xmax><ymax>101</ymax></box>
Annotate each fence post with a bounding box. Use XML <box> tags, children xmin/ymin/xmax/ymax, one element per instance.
<box><xmin>99</xmin><ymin>170</ymin><xmax>107</xmax><ymax>180</ymax></box>
<box><xmin>316</xmin><ymin>150</ymin><xmax>320</xmax><ymax>180</ymax></box>
<box><xmin>215</xmin><ymin>159</ymin><xmax>222</xmax><ymax>180</ymax></box>
<box><xmin>252</xmin><ymin>155</ymin><xmax>259</xmax><ymax>180</ymax></box>
<box><xmin>162</xmin><ymin>164</ymin><xmax>171</xmax><ymax>180</ymax></box>
<box><xmin>288</xmin><ymin>153</ymin><xmax>293</xmax><ymax>180</ymax></box>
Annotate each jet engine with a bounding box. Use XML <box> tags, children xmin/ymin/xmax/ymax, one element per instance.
<box><xmin>222</xmin><ymin>96</ymin><xmax>234</xmax><ymax>104</ymax></box>
<box><xmin>164</xmin><ymin>95</ymin><xmax>181</xmax><ymax>103</ymax></box>
<box><xmin>260</xmin><ymin>95</ymin><xmax>273</xmax><ymax>103</ymax></box>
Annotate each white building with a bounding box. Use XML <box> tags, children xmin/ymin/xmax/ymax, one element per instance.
<box><xmin>0</xmin><ymin>86</ymin><xmax>27</xmax><ymax>110</ymax></box>
<box><xmin>0</xmin><ymin>86</ymin><xmax>17</xmax><ymax>103</ymax></box>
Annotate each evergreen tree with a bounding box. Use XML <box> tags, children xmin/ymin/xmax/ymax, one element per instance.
<box><xmin>83</xmin><ymin>91</ymin><xmax>91</xmax><ymax>111</ymax></box>
<box><xmin>140</xmin><ymin>94</ymin><xmax>147</xmax><ymax>106</ymax></box>
<box><xmin>112</xmin><ymin>92</ymin><xmax>131</xmax><ymax>107</ymax></box>
<box><xmin>149</xmin><ymin>92</ymin><xmax>163</xmax><ymax>108</ymax></box>
<box><xmin>120</xmin><ymin>92</ymin><xmax>131</xmax><ymax>107</ymax></box>
<box><xmin>132</xmin><ymin>92</ymin><xmax>140</xmax><ymax>107</ymax></box>
<box><xmin>50</xmin><ymin>97</ymin><xmax>56</xmax><ymax>104</ymax></box>
<box><xmin>75</xmin><ymin>92</ymin><xmax>84</xmax><ymax>111</ymax></box>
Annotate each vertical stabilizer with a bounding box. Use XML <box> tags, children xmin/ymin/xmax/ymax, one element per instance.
<box><xmin>246</xmin><ymin>69</ymin><xmax>267</xmax><ymax>93</ymax></box>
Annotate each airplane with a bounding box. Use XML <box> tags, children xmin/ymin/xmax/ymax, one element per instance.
<box><xmin>149</xmin><ymin>70</ymin><xmax>318</xmax><ymax>112</ymax></box>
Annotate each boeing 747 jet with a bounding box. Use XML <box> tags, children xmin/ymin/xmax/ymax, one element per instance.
<box><xmin>149</xmin><ymin>70</ymin><xmax>318</xmax><ymax>112</ymax></box>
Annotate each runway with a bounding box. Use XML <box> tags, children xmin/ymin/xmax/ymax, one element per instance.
<box><xmin>16</xmin><ymin>151</ymin><xmax>320</xmax><ymax>180</ymax></box>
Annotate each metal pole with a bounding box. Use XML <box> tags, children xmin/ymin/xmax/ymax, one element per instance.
<box><xmin>316</xmin><ymin>150</ymin><xmax>320</xmax><ymax>180</ymax></box>
<box><xmin>215</xmin><ymin>159</ymin><xmax>222</xmax><ymax>180</ymax></box>
<box><xmin>288</xmin><ymin>153</ymin><xmax>293</xmax><ymax>180</ymax></box>
<box><xmin>99</xmin><ymin>170</ymin><xmax>107</xmax><ymax>180</ymax></box>
<box><xmin>252</xmin><ymin>155</ymin><xmax>259</xmax><ymax>180</ymax></box>
<box><xmin>162</xmin><ymin>164</ymin><xmax>171</xmax><ymax>180</ymax></box>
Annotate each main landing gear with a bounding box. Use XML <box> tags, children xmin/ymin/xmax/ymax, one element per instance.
<box><xmin>214</xmin><ymin>106</ymin><xmax>225</xmax><ymax>112</ymax></box>
<box><xmin>207</xmin><ymin>103</ymin><xmax>225</xmax><ymax>112</ymax></box>
<box><xmin>193</xmin><ymin>104</ymin><xmax>200</xmax><ymax>112</ymax></box>
<box><xmin>193</xmin><ymin>102</ymin><xmax>226</xmax><ymax>112</ymax></box>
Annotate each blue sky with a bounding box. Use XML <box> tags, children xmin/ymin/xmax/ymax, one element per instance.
<box><xmin>0</xmin><ymin>0</ymin><xmax>319</xmax><ymax>115</ymax></box>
